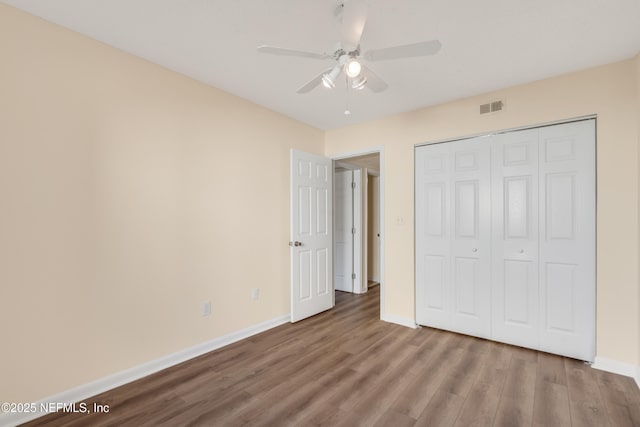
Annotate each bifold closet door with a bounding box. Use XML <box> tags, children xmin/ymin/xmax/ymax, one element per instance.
<box><xmin>491</xmin><ymin>128</ymin><xmax>540</xmax><ymax>349</ymax></box>
<box><xmin>415</xmin><ymin>142</ymin><xmax>451</xmax><ymax>329</ymax></box>
<box><xmin>538</xmin><ymin>120</ymin><xmax>595</xmax><ymax>361</ymax></box>
<box><xmin>415</xmin><ymin>138</ymin><xmax>491</xmax><ymax>338</ymax></box>
<box><xmin>416</xmin><ymin>119</ymin><xmax>595</xmax><ymax>362</ymax></box>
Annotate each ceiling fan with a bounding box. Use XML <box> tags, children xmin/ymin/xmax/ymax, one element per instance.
<box><xmin>257</xmin><ymin>0</ymin><xmax>441</xmax><ymax>94</ymax></box>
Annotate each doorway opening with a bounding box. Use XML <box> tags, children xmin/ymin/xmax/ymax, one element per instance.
<box><xmin>332</xmin><ymin>149</ymin><xmax>383</xmax><ymax>317</ymax></box>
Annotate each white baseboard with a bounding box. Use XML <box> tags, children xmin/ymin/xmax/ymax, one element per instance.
<box><xmin>592</xmin><ymin>356</ymin><xmax>640</xmax><ymax>388</ymax></box>
<box><xmin>381</xmin><ymin>313</ymin><xmax>418</xmax><ymax>329</ymax></box>
<box><xmin>0</xmin><ymin>314</ymin><xmax>290</xmax><ymax>427</ymax></box>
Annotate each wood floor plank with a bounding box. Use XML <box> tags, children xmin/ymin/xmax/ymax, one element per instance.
<box><xmin>373</xmin><ymin>409</ymin><xmax>417</xmax><ymax>427</ymax></box>
<box><xmin>453</xmin><ymin>381</ymin><xmax>502</xmax><ymax>427</ymax></box>
<box><xmin>415</xmin><ymin>390</ymin><xmax>465</xmax><ymax>427</ymax></box>
<box><xmin>238</xmin><ymin>351</ymin><xmax>354</xmax><ymax>424</ymax></box>
<box><xmin>531</xmin><ymin>351</ymin><xmax>572</xmax><ymax>427</ymax></box>
<box><xmin>333</xmin><ymin>331</ymin><xmax>436</xmax><ymax>426</ymax></box>
<box><xmin>297</xmin><ymin>367</ymin><xmax>381</xmax><ymax>426</ymax></box>
<box><xmin>473</xmin><ymin>341</ymin><xmax>512</xmax><ymax>389</ymax></box>
<box><xmin>436</xmin><ymin>339</ymin><xmax>492</xmax><ymax>399</ymax></box>
<box><xmin>390</xmin><ymin>332</ymin><xmax>463</xmax><ymax>419</ymax></box>
<box><xmin>246</xmin><ymin>365</ymin><xmax>358</xmax><ymax>427</ymax></box>
<box><xmin>23</xmin><ymin>286</ymin><xmax>640</xmax><ymax>427</ymax></box>
<box><xmin>594</xmin><ymin>369</ymin><xmax>640</xmax><ymax>427</ymax></box>
<box><xmin>450</xmin><ymin>339</ymin><xmax>509</xmax><ymax>426</ymax></box>
<box><xmin>532</xmin><ymin>380</ymin><xmax>572</xmax><ymax>427</ymax></box>
<box><xmin>565</xmin><ymin>358</ymin><xmax>611</xmax><ymax>427</ymax></box>
<box><xmin>493</xmin><ymin>356</ymin><xmax>537</xmax><ymax>427</ymax></box>
<box><xmin>536</xmin><ymin>352</ymin><xmax>568</xmax><ymax>386</ymax></box>
<box><xmin>275</xmin><ymin>368</ymin><xmax>362</xmax><ymax>426</ymax></box>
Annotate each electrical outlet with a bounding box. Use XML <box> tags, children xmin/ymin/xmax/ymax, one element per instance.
<box><xmin>251</xmin><ymin>288</ymin><xmax>259</xmax><ymax>300</ymax></box>
<box><xmin>202</xmin><ymin>300</ymin><xmax>211</xmax><ymax>317</ymax></box>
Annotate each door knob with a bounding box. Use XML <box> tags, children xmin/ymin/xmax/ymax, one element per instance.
<box><xmin>289</xmin><ymin>241</ymin><xmax>303</xmax><ymax>247</ymax></box>
<box><xmin>519</xmin><ymin>249</ymin><xmax>525</xmax><ymax>253</ymax></box>
<box><xmin>472</xmin><ymin>248</ymin><xmax>478</xmax><ymax>253</ymax></box>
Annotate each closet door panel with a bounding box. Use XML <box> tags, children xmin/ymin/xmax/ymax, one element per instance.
<box><xmin>538</xmin><ymin>120</ymin><xmax>596</xmax><ymax>361</ymax></box>
<box><xmin>450</xmin><ymin>139</ymin><xmax>491</xmax><ymax>338</ymax></box>
<box><xmin>415</xmin><ymin>143</ymin><xmax>451</xmax><ymax>328</ymax></box>
<box><xmin>491</xmin><ymin>129</ymin><xmax>540</xmax><ymax>348</ymax></box>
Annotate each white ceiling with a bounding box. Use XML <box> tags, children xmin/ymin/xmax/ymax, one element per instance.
<box><xmin>4</xmin><ymin>0</ymin><xmax>640</xmax><ymax>130</ymax></box>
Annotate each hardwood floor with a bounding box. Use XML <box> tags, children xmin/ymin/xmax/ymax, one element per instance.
<box><xmin>26</xmin><ymin>287</ymin><xmax>640</xmax><ymax>426</ymax></box>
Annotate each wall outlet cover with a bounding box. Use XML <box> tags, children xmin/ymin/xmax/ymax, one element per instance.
<box><xmin>202</xmin><ymin>301</ymin><xmax>211</xmax><ymax>316</ymax></box>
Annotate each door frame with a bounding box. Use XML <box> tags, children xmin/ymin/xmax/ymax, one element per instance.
<box><xmin>331</xmin><ymin>146</ymin><xmax>386</xmax><ymax>319</ymax></box>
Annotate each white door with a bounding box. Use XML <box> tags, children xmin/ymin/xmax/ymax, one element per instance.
<box><xmin>368</xmin><ymin>175</ymin><xmax>381</xmax><ymax>283</ymax></box>
<box><xmin>353</xmin><ymin>169</ymin><xmax>363</xmax><ymax>293</ymax></box>
<box><xmin>415</xmin><ymin>142</ymin><xmax>451</xmax><ymax>328</ymax></box>
<box><xmin>450</xmin><ymin>138</ymin><xmax>492</xmax><ymax>338</ymax></box>
<box><xmin>538</xmin><ymin>120</ymin><xmax>596</xmax><ymax>361</ymax></box>
<box><xmin>290</xmin><ymin>150</ymin><xmax>333</xmax><ymax>322</ymax></box>
<box><xmin>334</xmin><ymin>170</ymin><xmax>354</xmax><ymax>293</ymax></box>
<box><xmin>492</xmin><ymin>128</ymin><xmax>540</xmax><ymax>348</ymax></box>
<box><xmin>415</xmin><ymin>138</ymin><xmax>492</xmax><ymax>338</ymax></box>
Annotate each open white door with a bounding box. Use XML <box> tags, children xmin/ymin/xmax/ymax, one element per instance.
<box><xmin>334</xmin><ymin>170</ymin><xmax>354</xmax><ymax>293</ymax></box>
<box><xmin>290</xmin><ymin>149</ymin><xmax>334</xmax><ymax>322</ymax></box>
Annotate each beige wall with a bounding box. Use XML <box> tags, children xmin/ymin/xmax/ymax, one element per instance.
<box><xmin>2</xmin><ymin>1</ymin><xmax>640</xmax><ymax>407</ymax></box>
<box><xmin>0</xmin><ymin>4</ymin><xmax>323</xmax><ymax>403</ymax></box>
<box><xmin>326</xmin><ymin>58</ymin><xmax>640</xmax><ymax>366</ymax></box>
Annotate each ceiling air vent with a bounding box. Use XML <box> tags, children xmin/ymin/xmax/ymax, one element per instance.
<box><xmin>480</xmin><ymin>100</ymin><xmax>504</xmax><ymax>115</ymax></box>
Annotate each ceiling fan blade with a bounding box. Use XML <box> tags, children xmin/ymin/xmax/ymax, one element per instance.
<box><xmin>361</xmin><ymin>65</ymin><xmax>388</xmax><ymax>93</ymax></box>
<box><xmin>364</xmin><ymin>40</ymin><xmax>442</xmax><ymax>61</ymax></box>
<box><xmin>257</xmin><ymin>45</ymin><xmax>331</xmax><ymax>60</ymax></box>
<box><xmin>297</xmin><ymin>69</ymin><xmax>332</xmax><ymax>94</ymax></box>
<box><xmin>340</xmin><ymin>0</ymin><xmax>369</xmax><ymax>51</ymax></box>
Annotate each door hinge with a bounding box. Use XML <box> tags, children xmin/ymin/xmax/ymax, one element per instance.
<box><xmin>352</xmin><ymin>227</ymin><xmax>356</xmax><ymax>234</ymax></box>
<box><xmin>352</xmin><ymin>273</ymin><xmax>356</xmax><ymax>280</ymax></box>
<box><xmin>351</xmin><ymin>181</ymin><xmax>356</xmax><ymax>189</ymax></box>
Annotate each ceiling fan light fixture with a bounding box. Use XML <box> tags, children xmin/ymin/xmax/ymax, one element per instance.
<box><xmin>321</xmin><ymin>74</ymin><xmax>336</xmax><ymax>89</ymax></box>
<box><xmin>352</xmin><ymin>75</ymin><xmax>367</xmax><ymax>90</ymax></box>
<box><xmin>322</xmin><ymin>65</ymin><xmax>342</xmax><ymax>89</ymax></box>
<box><xmin>345</xmin><ymin>59</ymin><xmax>362</xmax><ymax>78</ymax></box>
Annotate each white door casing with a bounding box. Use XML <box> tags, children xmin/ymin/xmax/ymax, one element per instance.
<box><xmin>290</xmin><ymin>150</ymin><xmax>333</xmax><ymax>322</ymax></box>
<box><xmin>334</xmin><ymin>170</ymin><xmax>354</xmax><ymax>293</ymax></box>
